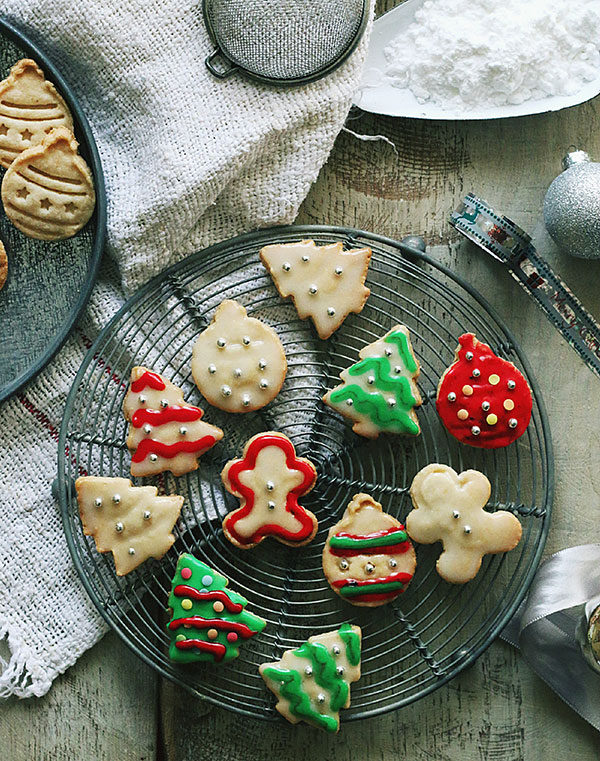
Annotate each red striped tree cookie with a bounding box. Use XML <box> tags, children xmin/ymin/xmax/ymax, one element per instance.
<box><xmin>123</xmin><ymin>367</ymin><xmax>223</xmax><ymax>477</ymax></box>
<box><xmin>323</xmin><ymin>493</ymin><xmax>416</xmax><ymax>607</ymax></box>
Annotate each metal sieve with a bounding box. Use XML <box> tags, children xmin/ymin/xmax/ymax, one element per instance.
<box><xmin>202</xmin><ymin>0</ymin><xmax>369</xmax><ymax>86</ymax></box>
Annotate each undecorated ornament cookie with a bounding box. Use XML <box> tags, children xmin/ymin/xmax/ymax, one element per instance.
<box><xmin>406</xmin><ymin>464</ymin><xmax>522</xmax><ymax>584</ymax></box>
<box><xmin>0</xmin><ymin>59</ymin><xmax>73</xmax><ymax>169</ymax></box>
<box><xmin>436</xmin><ymin>333</ymin><xmax>532</xmax><ymax>448</ymax></box>
<box><xmin>76</xmin><ymin>476</ymin><xmax>184</xmax><ymax>575</ymax></box>
<box><xmin>191</xmin><ymin>299</ymin><xmax>287</xmax><ymax>412</ymax></box>
<box><xmin>221</xmin><ymin>432</ymin><xmax>318</xmax><ymax>549</ymax></box>
<box><xmin>323</xmin><ymin>493</ymin><xmax>416</xmax><ymax>607</ymax></box>
<box><xmin>1</xmin><ymin>126</ymin><xmax>95</xmax><ymax>240</ymax></box>
<box><xmin>123</xmin><ymin>367</ymin><xmax>223</xmax><ymax>477</ymax></box>
<box><xmin>260</xmin><ymin>239</ymin><xmax>372</xmax><ymax>339</ymax></box>
<box><xmin>259</xmin><ymin>623</ymin><xmax>361</xmax><ymax>733</ymax></box>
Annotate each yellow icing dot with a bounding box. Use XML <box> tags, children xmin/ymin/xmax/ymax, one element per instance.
<box><xmin>462</xmin><ymin>384</ymin><xmax>473</xmax><ymax>396</ymax></box>
<box><xmin>457</xmin><ymin>409</ymin><xmax>468</xmax><ymax>420</ymax></box>
<box><xmin>488</xmin><ymin>374</ymin><xmax>500</xmax><ymax>385</ymax></box>
<box><xmin>504</xmin><ymin>399</ymin><xmax>515</xmax><ymax>411</ymax></box>
<box><xmin>486</xmin><ymin>413</ymin><xmax>498</xmax><ymax>425</ymax></box>
<box><xmin>213</xmin><ymin>601</ymin><xmax>225</xmax><ymax>613</ymax></box>
<box><xmin>207</xmin><ymin>628</ymin><xmax>219</xmax><ymax>640</ymax></box>
<box><xmin>181</xmin><ymin>599</ymin><xmax>192</xmax><ymax>610</ymax></box>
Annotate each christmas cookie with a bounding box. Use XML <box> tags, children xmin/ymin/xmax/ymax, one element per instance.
<box><xmin>191</xmin><ymin>299</ymin><xmax>287</xmax><ymax>413</ymax></box>
<box><xmin>323</xmin><ymin>493</ymin><xmax>415</xmax><ymax>607</ymax></box>
<box><xmin>259</xmin><ymin>623</ymin><xmax>361</xmax><ymax>733</ymax></box>
<box><xmin>123</xmin><ymin>367</ymin><xmax>223</xmax><ymax>477</ymax></box>
<box><xmin>406</xmin><ymin>464</ymin><xmax>522</xmax><ymax>584</ymax></box>
<box><xmin>167</xmin><ymin>553</ymin><xmax>266</xmax><ymax>664</ymax></box>
<box><xmin>436</xmin><ymin>333</ymin><xmax>532</xmax><ymax>448</ymax></box>
<box><xmin>0</xmin><ymin>59</ymin><xmax>73</xmax><ymax>169</ymax></box>
<box><xmin>1</xmin><ymin>126</ymin><xmax>95</xmax><ymax>241</ymax></box>
<box><xmin>76</xmin><ymin>476</ymin><xmax>184</xmax><ymax>576</ymax></box>
<box><xmin>0</xmin><ymin>239</ymin><xmax>7</xmax><ymax>291</ymax></box>
<box><xmin>323</xmin><ymin>324</ymin><xmax>422</xmax><ymax>438</ymax></box>
<box><xmin>260</xmin><ymin>239</ymin><xmax>371</xmax><ymax>340</ymax></box>
<box><xmin>221</xmin><ymin>432</ymin><xmax>318</xmax><ymax>549</ymax></box>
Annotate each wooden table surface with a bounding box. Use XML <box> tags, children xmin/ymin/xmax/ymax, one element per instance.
<box><xmin>3</xmin><ymin>19</ymin><xmax>600</xmax><ymax>760</ymax></box>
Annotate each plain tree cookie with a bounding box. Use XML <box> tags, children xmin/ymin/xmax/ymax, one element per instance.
<box><xmin>406</xmin><ymin>464</ymin><xmax>522</xmax><ymax>583</ymax></box>
<box><xmin>1</xmin><ymin>126</ymin><xmax>95</xmax><ymax>240</ymax></box>
<box><xmin>191</xmin><ymin>299</ymin><xmax>287</xmax><ymax>412</ymax></box>
<box><xmin>0</xmin><ymin>59</ymin><xmax>73</xmax><ymax>169</ymax></box>
<box><xmin>323</xmin><ymin>493</ymin><xmax>416</xmax><ymax>607</ymax></box>
<box><xmin>436</xmin><ymin>333</ymin><xmax>532</xmax><ymax>448</ymax></box>
<box><xmin>260</xmin><ymin>239</ymin><xmax>372</xmax><ymax>339</ymax></box>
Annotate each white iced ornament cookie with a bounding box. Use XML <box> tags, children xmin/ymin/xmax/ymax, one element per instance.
<box><xmin>260</xmin><ymin>239</ymin><xmax>371</xmax><ymax>339</ymax></box>
<box><xmin>191</xmin><ymin>300</ymin><xmax>287</xmax><ymax>413</ymax></box>
<box><xmin>407</xmin><ymin>464</ymin><xmax>522</xmax><ymax>584</ymax></box>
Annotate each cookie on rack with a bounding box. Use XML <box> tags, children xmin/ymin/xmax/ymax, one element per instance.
<box><xmin>323</xmin><ymin>324</ymin><xmax>422</xmax><ymax>438</ymax></box>
<box><xmin>260</xmin><ymin>239</ymin><xmax>371</xmax><ymax>339</ymax></box>
<box><xmin>0</xmin><ymin>239</ymin><xmax>7</xmax><ymax>291</ymax></box>
<box><xmin>2</xmin><ymin>126</ymin><xmax>95</xmax><ymax>240</ymax></box>
<box><xmin>166</xmin><ymin>553</ymin><xmax>266</xmax><ymax>664</ymax></box>
<box><xmin>75</xmin><ymin>476</ymin><xmax>184</xmax><ymax>575</ymax></box>
<box><xmin>0</xmin><ymin>59</ymin><xmax>73</xmax><ymax>169</ymax></box>
<box><xmin>323</xmin><ymin>493</ymin><xmax>415</xmax><ymax>607</ymax></box>
<box><xmin>436</xmin><ymin>333</ymin><xmax>532</xmax><ymax>448</ymax></box>
<box><xmin>191</xmin><ymin>299</ymin><xmax>287</xmax><ymax>413</ymax></box>
<box><xmin>221</xmin><ymin>431</ymin><xmax>318</xmax><ymax>549</ymax></box>
<box><xmin>259</xmin><ymin>623</ymin><xmax>361</xmax><ymax>733</ymax></box>
<box><xmin>123</xmin><ymin>366</ymin><xmax>223</xmax><ymax>477</ymax></box>
<box><xmin>406</xmin><ymin>464</ymin><xmax>522</xmax><ymax>583</ymax></box>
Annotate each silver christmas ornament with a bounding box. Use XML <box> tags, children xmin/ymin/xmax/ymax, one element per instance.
<box><xmin>543</xmin><ymin>150</ymin><xmax>600</xmax><ymax>259</ymax></box>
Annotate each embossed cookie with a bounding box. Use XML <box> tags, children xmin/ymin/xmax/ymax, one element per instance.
<box><xmin>436</xmin><ymin>333</ymin><xmax>533</xmax><ymax>448</ymax></box>
<box><xmin>76</xmin><ymin>476</ymin><xmax>184</xmax><ymax>575</ymax></box>
<box><xmin>0</xmin><ymin>239</ymin><xmax>7</xmax><ymax>291</ymax></box>
<box><xmin>191</xmin><ymin>299</ymin><xmax>287</xmax><ymax>412</ymax></box>
<box><xmin>406</xmin><ymin>464</ymin><xmax>522</xmax><ymax>584</ymax></box>
<box><xmin>260</xmin><ymin>239</ymin><xmax>371</xmax><ymax>339</ymax></box>
<box><xmin>1</xmin><ymin>126</ymin><xmax>95</xmax><ymax>240</ymax></box>
<box><xmin>123</xmin><ymin>367</ymin><xmax>223</xmax><ymax>477</ymax></box>
<box><xmin>259</xmin><ymin>623</ymin><xmax>362</xmax><ymax>733</ymax></box>
<box><xmin>323</xmin><ymin>493</ymin><xmax>415</xmax><ymax>607</ymax></box>
<box><xmin>323</xmin><ymin>324</ymin><xmax>422</xmax><ymax>438</ymax></box>
<box><xmin>221</xmin><ymin>431</ymin><xmax>318</xmax><ymax>549</ymax></box>
<box><xmin>0</xmin><ymin>59</ymin><xmax>73</xmax><ymax>169</ymax></box>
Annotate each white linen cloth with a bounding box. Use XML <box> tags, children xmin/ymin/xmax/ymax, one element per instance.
<box><xmin>0</xmin><ymin>0</ymin><xmax>371</xmax><ymax>697</ymax></box>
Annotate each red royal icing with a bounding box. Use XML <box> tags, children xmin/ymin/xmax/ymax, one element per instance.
<box><xmin>131</xmin><ymin>405</ymin><xmax>204</xmax><ymax>427</ymax></box>
<box><xmin>173</xmin><ymin>586</ymin><xmax>244</xmax><ymax>613</ymax></box>
<box><xmin>223</xmin><ymin>433</ymin><xmax>316</xmax><ymax>546</ymax></box>
<box><xmin>131</xmin><ymin>370</ymin><xmax>166</xmax><ymax>392</ymax></box>
<box><xmin>168</xmin><ymin>617</ymin><xmax>256</xmax><ymax>639</ymax></box>
<box><xmin>174</xmin><ymin>639</ymin><xmax>227</xmax><ymax>661</ymax></box>
<box><xmin>335</xmin><ymin>528</ymin><xmax>405</xmax><ymax>540</ymax></box>
<box><xmin>436</xmin><ymin>333</ymin><xmax>532</xmax><ymax>448</ymax></box>
<box><xmin>131</xmin><ymin>436</ymin><xmax>217</xmax><ymax>463</ymax></box>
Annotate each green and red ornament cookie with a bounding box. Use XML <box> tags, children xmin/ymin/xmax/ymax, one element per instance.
<box><xmin>323</xmin><ymin>324</ymin><xmax>422</xmax><ymax>438</ymax></box>
<box><xmin>259</xmin><ymin>623</ymin><xmax>362</xmax><ymax>733</ymax></box>
<box><xmin>436</xmin><ymin>333</ymin><xmax>533</xmax><ymax>448</ymax></box>
<box><xmin>323</xmin><ymin>493</ymin><xmax>416</xmax><ymax>607</ymax></box>
<box><xmin>221</xmin><ymin>431</ymin><xmax>318</xmax><ymax>549</ymax></box>
<box><xmin>167</xmin><ymin>553</ymin><xmax>266</xmax><ymax>664</ymax></box>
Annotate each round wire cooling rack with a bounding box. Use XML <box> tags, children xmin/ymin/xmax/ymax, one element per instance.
<box><xmin>58</xmin><ymin>225</ymin><xmax>553</xmax><ymax>721</ymax></box>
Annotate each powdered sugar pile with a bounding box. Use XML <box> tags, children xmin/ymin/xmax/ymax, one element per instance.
<box><xmin>383</xmin><ymin>0</ymin><xmax>600</xmax><ymax>110</ymax></box>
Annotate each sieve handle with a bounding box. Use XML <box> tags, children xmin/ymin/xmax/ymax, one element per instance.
<box><xmin>205</xmin><ymin>49</ymin><xmax>239</xmax><ymax>79</ymax></box>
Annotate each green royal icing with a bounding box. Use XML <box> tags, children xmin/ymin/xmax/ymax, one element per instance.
<box><xmin>383</xmin><ymin>329</ymin><xmax>418</xmax><ymax>373</ymax></box>
<box><xmin>339</xmin><ymin>579</ymin><xmax>408</xmax><ymax>598</ymax></box>
<box><xmin>262</xmin><ymin>667</ymin><xmax>339</xmax><ymax>733</ymax></box>
<box><xmin>329</xmin><ymin>530</ymin><xmax>407</xmax><ymax>550</ymax></box>
<box><xmin>339</xmin><ymin>622</ymin><xmax>361</xmax><ymax>667</ymax></box>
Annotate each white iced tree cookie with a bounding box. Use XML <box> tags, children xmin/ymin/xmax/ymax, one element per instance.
<box><xmin>76</xmin><ymin>476</ymin><xmax>184</xmax><ymax>575</ymax></box>
<box><xmin>406</xmin><ymin>464</ymin><xmax>522</xmax><ymax>583</ymax></box>
<box><xmin>260</xmin><ymin>239</ymin><xmax>371</xmax><ymax>339</ymax></box>
<box><xmin>191</xmin><ymin>300</ymin><xmax>287</xmax><ymax>413</ymax></box>
<box><xmin>123</xmin><ymin>366</ymin><xmax>223</xmax><ymax>477</ymax></box>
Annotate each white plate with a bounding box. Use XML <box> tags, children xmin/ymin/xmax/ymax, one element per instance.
<box><xmin>354</xmin><ymin>0</ymin><xmax>600</xmax><ymax>120</ymax></box>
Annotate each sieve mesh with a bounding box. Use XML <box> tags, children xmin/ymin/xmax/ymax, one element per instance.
<box><xmin>203</xmin><ymin>0</ymin><xmax>368</xmax><ymax>84</ymax></box>
<box><xmin>58</xmin><ymin>225</ymin><xmax>552</xmax><ymax>721</ymax></box>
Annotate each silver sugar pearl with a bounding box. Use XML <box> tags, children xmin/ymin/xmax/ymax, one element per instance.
<box><xmin>447</xmin><ymin>392</ymin><xmax>456</xmax><ymax>402</ymax></box>
<box><xmin>384</xmin><ymin>348</ymin><xmax>392</xmax><ymax>357</ymax></box>
<box><xmin>242</xmin><ymin>336</ymin><xmax>251</xmax><ymax>345</ymax></box>
<box><xmin>365</xmin><ymin>562</ymin><xmax>375</xmax><ymax>574</ymax></box>
<box><xmin>327</xmin><ymin>307</ymin><xmax>335</xmax><ymax>316</ymax></box>
<box><xmin>160</xmin><ymin>399</ymin><xmax>168</xmax><ymax>408</ymax></box>
<box><xmin>453</xmin><ymin>510</ymin><xmax>460</xmax><ymax>519</ymax></box>
<box><xmin>112</xmin><ymin>494</ymin><xmax>121</xmax><ymax>504</ymax></box>
<box><xmin>305</xmin><ymin>666</ymin><xmax>313</xmax><ymax>676</ymax></box>
<box><xmin>128</xmin><ymin>547</ymin><xmax>136</xmax><ymax>556</ymax></box>
<box><xmin>465</xmin><ymin>351</ymin><xmax>474</xmax><ymax>361</ymax></box>
<box><xmin>482</xmin><ymin>401</ymin><xmax>490</xmax><ymax>411</ymax></box>
<box><xmin>317</xmin><ymin>693</ymin><xmax>326</xmax><ymax>704</ymax></box>
<box><xmin>115</xmin><ymin>522</ymin><xmax>124</xmax><ymax>532</ymax></box>
<box><xmin>336</xmin><ymin>666</ymin><xmax>345</xmax><ymax>677</ymax></box>
<box><xmin>334</xmin><ymin>266</ymin><xmax>343</xmax><ymax>276</ymax></box>
<box><xmin>94</xmin><ymin>497</ymin><xmax>103</xmax><ymax>508</ymax></box>
<box><xmin>143</xmin><ymin>511</ymin><xmax>151</xmax><ymax>520</ymax></box>
<box><xmin>389</xmin><ymin>558</ymin><xmax>397</xmax><ymax>568</ymax></box>
<box><xmin>259</xmin><ymin>379</ymin><xmax>269</xmax><ymax>389</ymax></box>
<box><xmin>387</xmin><ymin>398</ymin><xmax>396</xmax><ymax>407</ymax></box>
<box><xmin>242</xmin><ymin>395</ymin><xmax>251</xmax><ymax>407</ymax></box>
<box><xmin>367</xmin><ymin>375</ymin><xmax>375</xmax><ymax>385</ymax></box>
<box><xmin>216</xmin><ymin>338</ymin><xmax>226</xmax><ymax>348</ymax></box>
<box><xmin>302</xmin><ymin>254</ymin><xmax>310</xmax><ymax>262</ymax></box>
<box><xmin>221</xmin><ymin>385</ymin><xmax>232</xmax><ymax>397</ymax></box>
<box><xmin>508</xmin><ymin>418</ymin><xmax>518</xmax><ymax>428</ymax></box>
<box><xmin>346</xmin><ymin>399</ymin><xmax>353</xmax><ymax>406</ymax></box>
<box><xmin>332</xmin><ymin>645</ymin><xmax>341</xmax><ymax>655</ymax></box>
<box><xmin>233</xmin><ymin>368</ymin><xmax>242</xmax><ymax>378</ymax></box>
<box><xmin>508</xmin><ymin>380</ymin><xmax>516</xmax><ymax>390</ymax></box>
<box><xmin>464</xmin><ymin>525</ymin><xmax>472</xmax><ymax>535</ymax></box>
<box><xmin>258</xmin><ymin>359</ymin><xmax>267</xmax><ymax>370</ymax></box>
<box><xmin>208</xmin><ymin>364</ymin><xmax>217</xmax><ymax>374</ymax></box>
<box><xmin>268</xmin><ymin>501</ymin><xmax>276</xmax><ymax>510</ymax></box>
<box><xmin>339</xmin><ymin>558</ymin><xmax>349</xmax><ymax>570</ymax></box>
<box><xmin>308</xmin><ymin>285</ymin><xmax>318</xmax><ymax>295</ymax></box>
<box><xmin>143</xmin><ymin>424</ymin><xmax>152</xmax><ymax>434</ymax></box>
<box><xmin>394</xmin><ymin>366</ymin><xmax>402</xmax><ymax>374</ymax></box>
<box><xmin>471</xmin><ymin>426</ymin><xmax>481</xmax><ymax>436</ymax></box>
<box><xmin>149</xmin><ymin>454</ymin><xmax>158</xmax><ymax>462</ymax></box>
<box><xmin>282</xmin><ymin>262</ymin><xmax>291</xmax><ymax>271</ymax></box>
<box><xmin>138</xmin><ymin>395</ymin><xmax>146</xmax><ymax>404</ymax></box>
<box><xmin>472</xmin><ymin>368</ymin><xmax>481</xmax><ymax>378</ymax></box>
<box><xmin>179</xmin><ymin>426</ymin><xmax>187</xmax><ymax>435</ymax></box>
<box><xmin>266</xmin><ymin>481</ymin><xmax>275</xmax><ymax>491</ymax></box>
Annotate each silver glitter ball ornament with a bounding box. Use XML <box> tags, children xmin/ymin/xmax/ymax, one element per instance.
<box><xmin>543</xmin><ymin>151</ymin><xmax>600</xmax><ymax>260</ymax></box>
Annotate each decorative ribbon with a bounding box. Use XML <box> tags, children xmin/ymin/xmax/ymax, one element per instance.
<box><xmin>501</xmin><ymin>544</ymin><xmax>600</xmax><ymax>731</ymax></box>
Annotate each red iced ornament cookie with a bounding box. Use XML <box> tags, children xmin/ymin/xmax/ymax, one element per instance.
<box><xmin>436</xmin><ymin>333</ymin><xmax>532</xmax><ymax>448</ymax></box>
